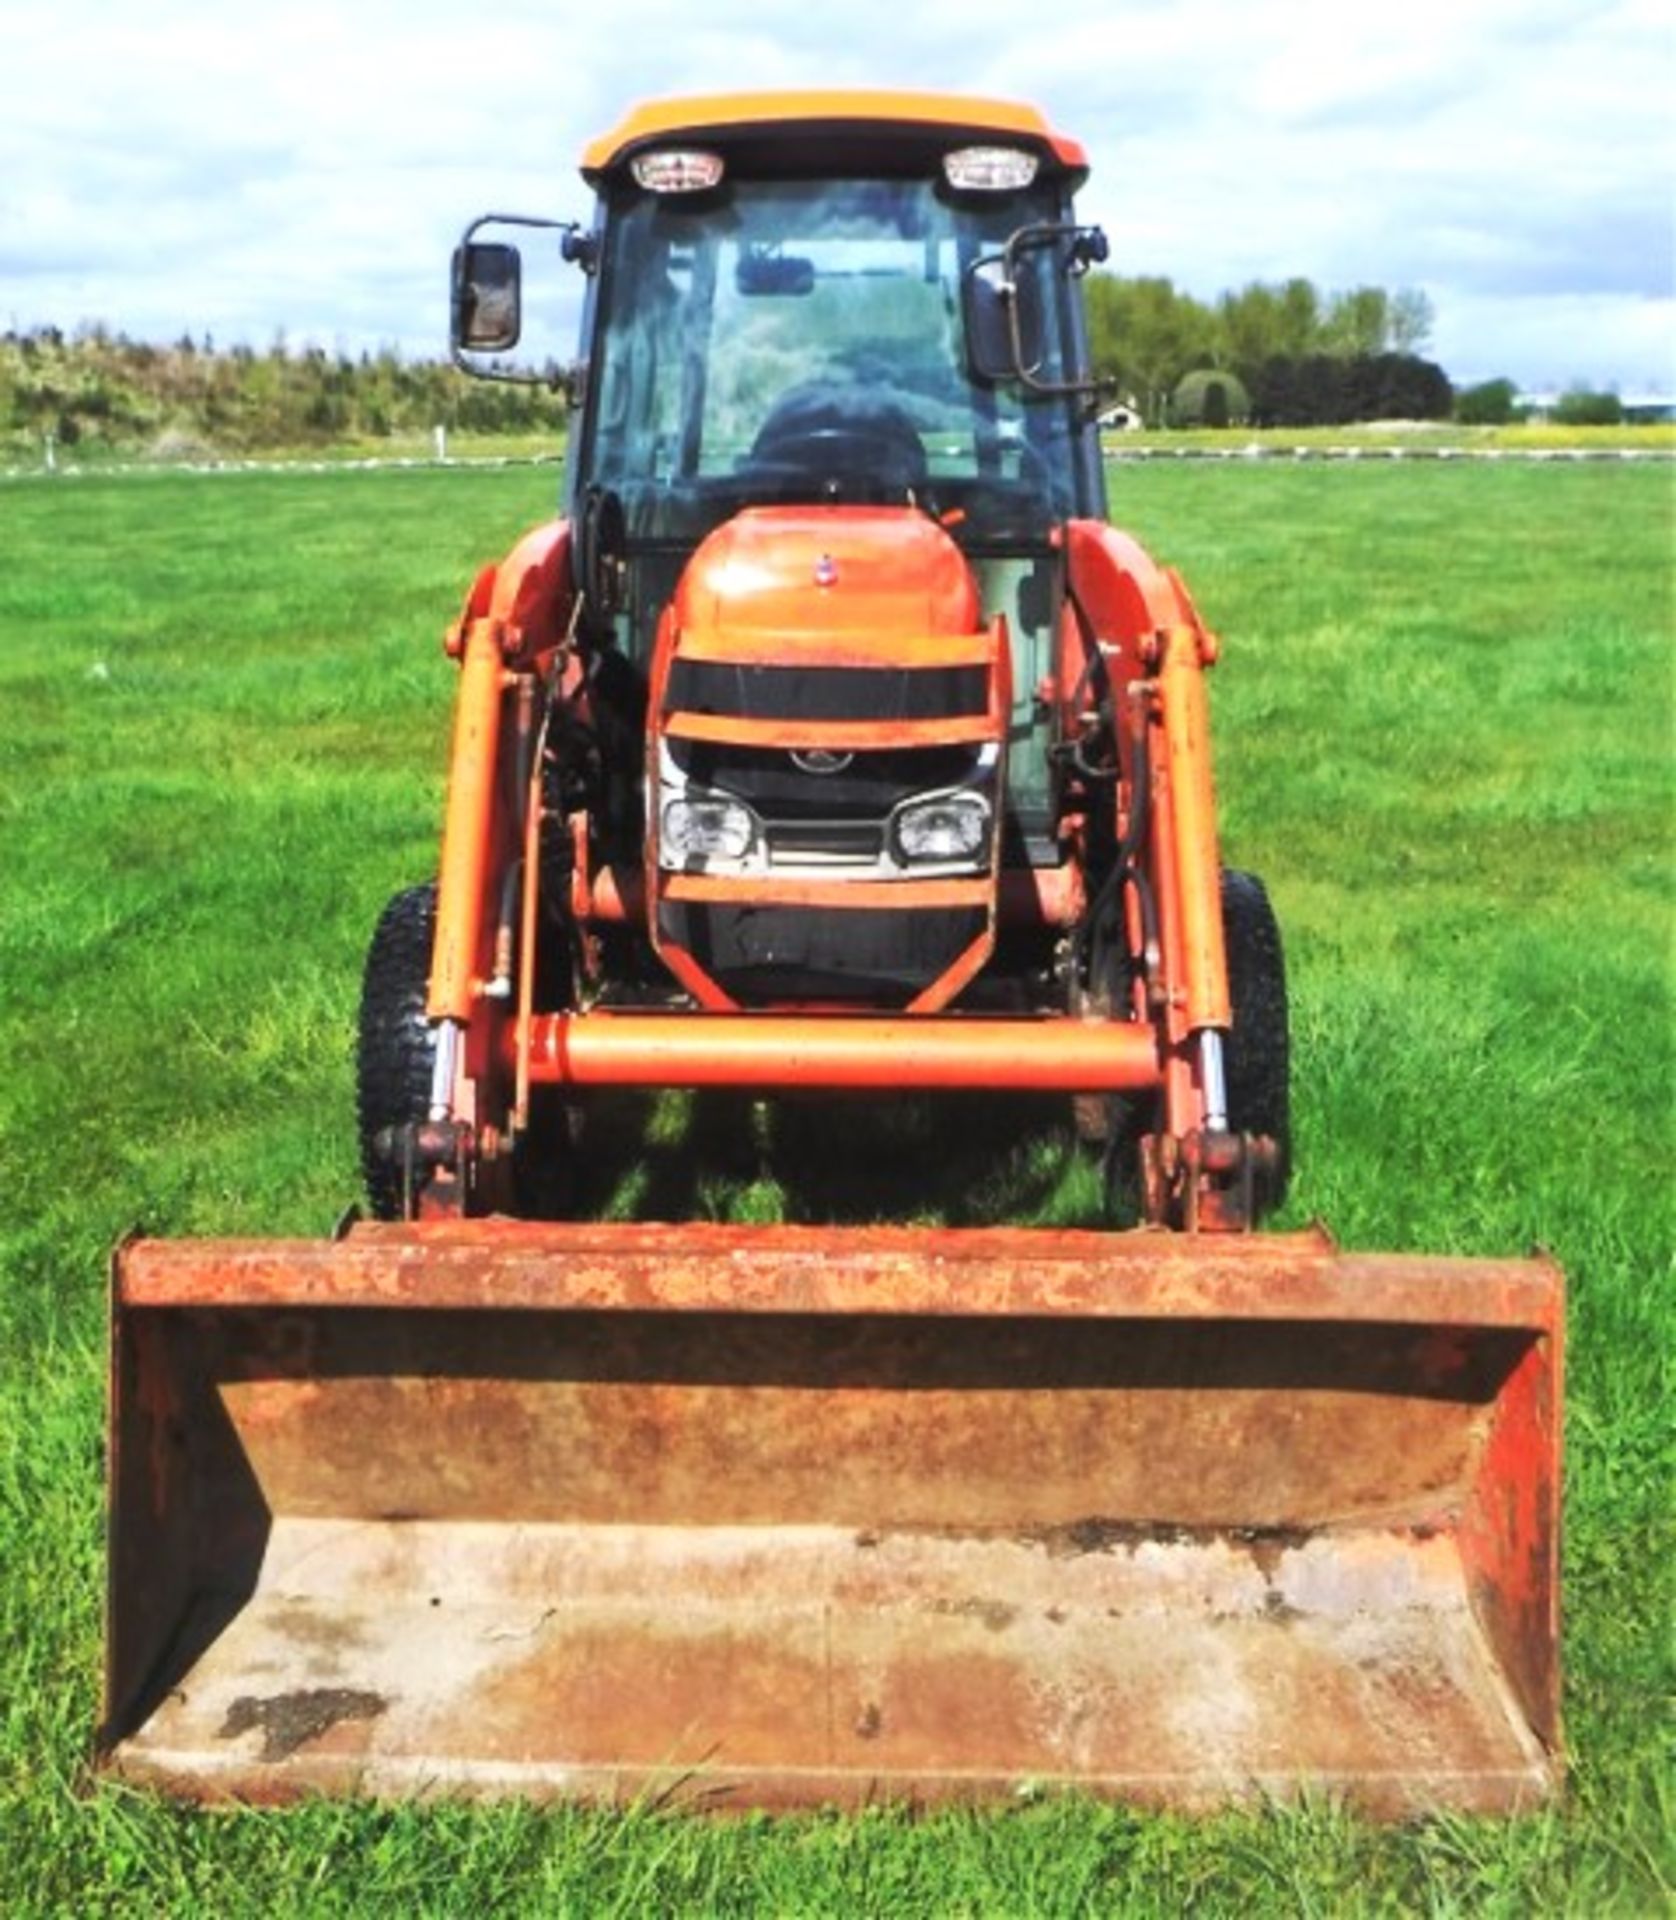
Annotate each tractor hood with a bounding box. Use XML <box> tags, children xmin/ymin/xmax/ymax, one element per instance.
<box><xmin>669</xmin><ymin>506</ymin><xmax>982</xmax><ymax>660</ymax></box>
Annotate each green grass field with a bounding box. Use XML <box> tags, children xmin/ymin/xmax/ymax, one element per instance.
<box><xmin>1</xmin><ymin>460</ymin><xmax>1671</xmax><ymax>1912</ymax></box>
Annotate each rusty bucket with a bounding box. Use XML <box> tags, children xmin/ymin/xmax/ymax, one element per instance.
<box><xmin>101</xmin><ymin>1222</ymin><xmax>1561</xmax><ymax>1813</ymax></box>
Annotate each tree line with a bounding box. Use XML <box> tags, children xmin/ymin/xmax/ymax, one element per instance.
<box><xmin>0</xmin><ymin>325</ymin><xmax>567</xmax><ymax>458</ymax></box>
<box><xmin>11</xmin><ymin>283</ymin><xmax>1594</xmax><ymax>456</ymax></box>
<box><xmin>1084</xmin><ymin>275</ymin><xmax>1452</xmax><ymax>424</ymax></box>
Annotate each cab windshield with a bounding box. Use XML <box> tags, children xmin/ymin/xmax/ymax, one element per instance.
<box><xmin>577</xmin><ymin>175</ymin><xmax>1088</xmax><ymax>545</ymax></box>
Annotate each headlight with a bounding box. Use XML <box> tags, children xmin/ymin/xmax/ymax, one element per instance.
<box><xmin>661</xmin><ymin>793</ymin><xmax>756</xmax><ymax>863</ymax></box>
<box><xmin>890</xmin><ymin>790</ymin><xmax>992</xmax><ymax>865</ymax></box>
<box><xmin>943</xmin><ymin>146</ymin><xmax>1040</xmax><ymax>192</ymax></box>
<box><xmin>631</xmin><ymin>149</ymin><xmax>726</xmax><ymax>194</ymax></box>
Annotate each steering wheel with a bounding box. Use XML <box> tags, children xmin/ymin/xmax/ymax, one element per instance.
<box><xmin>745</xmin><ymin>420</ymin><xmax>930</xmax><ymax>506</ymax></box>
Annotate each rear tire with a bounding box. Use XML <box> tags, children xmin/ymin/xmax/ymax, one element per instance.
<box><xmin>1221</xmin><ymin>868</ymin><xmax>1291</xmax><ymax>1217</ymax></box>
<box><xmin>356</xmin><ymin>883</ymin><xmax>437</xmax><ymax>1221</ymax></box>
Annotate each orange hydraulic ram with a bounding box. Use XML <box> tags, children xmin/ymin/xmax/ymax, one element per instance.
<box><xmin>1156</xmin><ymin>620</ymin><xmax>1232</xmax><ymax>1037</ymax></box>
<box><xmin>428</xmin><ymin>618</ymin><xmax>506</xmax><ymax>1024</ymax></box>
<box><xmin>507</xmin><ymin>1012</ymin><xmax>1163</xmax><ymax>1092</ymax></box>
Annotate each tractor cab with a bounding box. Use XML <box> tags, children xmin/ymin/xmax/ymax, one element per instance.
<box><xmin>454</xmin><ymin>96</ymin><xmax>1110</xmax><ymax>873</ymax></box>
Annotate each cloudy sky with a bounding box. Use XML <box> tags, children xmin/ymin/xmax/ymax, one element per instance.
<box><xmin>1</xmin><ymin>0</ymin><xmax>1670</xmax><ymax>390</ymax></box>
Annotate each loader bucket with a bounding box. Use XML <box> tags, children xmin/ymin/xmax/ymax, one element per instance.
<box><xmin>102</xmin><ymin>1223</ymin><xmax>1561</xmax><ymax>1813</ymax></box>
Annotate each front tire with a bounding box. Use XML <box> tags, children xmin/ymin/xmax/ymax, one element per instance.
<box><xmin>1221</xmin><ymin>867</ymin><xmax>1291</xmax><ymax>1217</ymax></box>
<box><xmin>356</xmin><ymin>883</ymin><xmax>437</xmax><ymax>1221</ymax></box>
<box><xmin>1098</xmin><ymin>867</ymin><xmax>1292</xmax><ymax>1225</ymax></box>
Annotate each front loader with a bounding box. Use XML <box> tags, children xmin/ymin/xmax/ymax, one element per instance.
<box><xmin>102</xmin><ymin>92</ymin><xmax>1562</xmax><ymax>1812</ymax></box>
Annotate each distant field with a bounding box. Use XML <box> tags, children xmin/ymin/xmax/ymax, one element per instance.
<box><xmin>1108</xmin><ymin>421</ymin><xmax>1676</xmax><ymax>454</ymax></box>
<box><xmin>4</xmin><ymin>417</ymin><xmax>1672</xmax><ymax>475</ymax></box>
<box><xmin>0</xmin><ymin>462</ymin><xmax>1670</xmax><ymax>1910</ymax></box>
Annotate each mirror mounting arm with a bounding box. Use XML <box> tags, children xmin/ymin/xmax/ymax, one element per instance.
<box><xmin>1000</xmin><ymin>223</ymin><xmax>1108</xmax><ymax>398</ymax></box>
<box><xmin>559</xmin><ymin>227</ymin><xmax>599</xmax><ymax>274</ymax></box>
<box><xmin>451</xmin><ymin>213</ymin><xmax>595</xmax><ymax>388</ymax></box>
<box><xmin>965</xmin><ymin>222</ymin><xmax>1111</xmax><ymax>401</ymax></box>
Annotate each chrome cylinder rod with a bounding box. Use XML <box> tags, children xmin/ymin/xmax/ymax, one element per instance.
<box><xmin>1197</xmin><ymin>1027</ymin><xmax>1229</xmax><ymax>1132</ymax></box>
<box><xmin>428</xmin><ymin>1019</ymin><xmax>463</xmax><ymax>1121</ymax></box>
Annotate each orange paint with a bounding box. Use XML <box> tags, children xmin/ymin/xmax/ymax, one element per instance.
<box><xmin>515</xmin><ymin>1011</ymin><xmax>1162</xmax><ymax>1092</ymax></box>
<box><xmin>1064</xmin><ymin>520</ymin><xmax>1234</xmax><ymax>1124</ymax></box>
<box><xmin>662</xmin><ymin>712</ymin><xmax>998</xmax><ymax>751</ymax></box>
<box><xmin>485</xmin><ymin>520</ymin><xmax>574</xmax><ymax>667</ymax></box>
<box><xmin>662</xmin><ymin>874</ymin><xmax>993</xmax><ymax>911</ymax></box>
<box><xmin>577</xmin><ymin>861</ymin><xmax>1082</xmax><ymax>932</ymax></box>
<box><xmin>428</xmin><ymin>619</ymin><xmax>507</xmax><ymax>1024</ymax></box>
<box><xmin>672</xmin><ymin>507</ymin><xmax>982</xmax><ymax>642</ymax></box>
<box><xmin>1157</xmin><ymin>624</ymin><xmax>1232</xmax><ymax>1034</ymax></box>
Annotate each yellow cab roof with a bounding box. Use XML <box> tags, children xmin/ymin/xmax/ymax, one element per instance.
<box><xmin>582</xmin><ymin>90</ymin><xmax>1088</xmax><ymax>185</ymax></box>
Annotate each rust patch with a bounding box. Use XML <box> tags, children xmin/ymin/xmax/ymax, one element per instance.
<box><xmin>268</xmin><ymin>1600</ymin><xmax>369</xmax><ymax>1654</ymax></box>
<box><xmin>1024</xmin><ymin>1518</ymin><xmax>1187</xmax><ymax>1558</ymax></box>
<box><xmin>1227</xmin><ymin>1526</ymin><xmax>1313</xmax><ymax>1582</ymax></box>
<box><xmin>219</xmin><ymin>1688</ymin><xmax>387</xmax><ymax>1762</ymax></box>
<box><xmin>931</xmin><ymin>1598</ymin><xmax>1018</xmax><ymax>1632</ymax></box>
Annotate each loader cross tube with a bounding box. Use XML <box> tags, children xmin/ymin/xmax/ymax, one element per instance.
<box><xmin>509</xmin><ymin>1012</ymin><xmax>1163</xmax><ymax>1093</ymax></box>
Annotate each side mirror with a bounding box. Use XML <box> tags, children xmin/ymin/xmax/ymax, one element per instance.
<box><xmin>452</xmin><ymin>242</ymin><xmax>522</xmax><ymax>354</ymax></box>
<box><xmin>963</xmin><ymin>255</ymin><xmax>1045</xmax><ymax>385</ymax></box>
<box><xmin>964</xmin><ymin>224</ymin><xmax>1109</xmax><ymax>398</ymax></box>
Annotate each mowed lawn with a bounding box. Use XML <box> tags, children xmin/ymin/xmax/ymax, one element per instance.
<box><xmin>0</xmin><ymin>460</ymin><xmax>1670</xmax><ymax>1911</ymax></box>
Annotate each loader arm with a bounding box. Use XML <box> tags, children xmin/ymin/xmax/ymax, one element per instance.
<box><xmin>1062</xmin><ymin>521</ymin><xmax>1262</xmax><ymax>1227</ymax></box>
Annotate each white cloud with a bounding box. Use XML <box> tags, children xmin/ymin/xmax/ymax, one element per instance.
<box><xmin>0</xmin><ymin>0</ymin><xmax>1670</xmax><ymax>384</ymax></box>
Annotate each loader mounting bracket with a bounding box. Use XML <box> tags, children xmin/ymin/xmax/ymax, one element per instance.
<box><xmin>371</xmin><ymin>1120</ymin><xmax>475</xmax><ymax>1221</ymax></box>
<box><xmin>1175</xmin><ymin>1127</ymin><xmax>1279</xmax><ymax>1233</ymax></box>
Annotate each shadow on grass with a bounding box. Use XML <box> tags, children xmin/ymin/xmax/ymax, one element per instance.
<box><xmin>565</xmin><ymin>1089</ymin><xmax>1098</xmax><ymax>1230</ymax></box>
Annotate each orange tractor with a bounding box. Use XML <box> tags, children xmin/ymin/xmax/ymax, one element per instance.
<box><xmin>103</xmin><ymin>93</ymin><xmax>1562</xmax><ymax>1811</ymax></box>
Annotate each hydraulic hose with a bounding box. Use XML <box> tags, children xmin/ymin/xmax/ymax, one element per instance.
<box><xmin>1077</xmin><ymin>687</ymin><xmax>1153</xmax><ymax>989</ymax></box>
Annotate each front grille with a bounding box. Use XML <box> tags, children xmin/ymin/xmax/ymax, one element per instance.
<box><xmin>763</xmin><ymin>820</ymin><xmax>885</xmax><ymax>861</ymax></box>
<box><xmin>657</xmin><ymin>721</ymin><xmax>998</xmax><ymax>1001</ymax></box>
<box><xmin>665</xmin><ymin>659</ymin><xmax>989</xmax><ymax>722</ymax></box>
